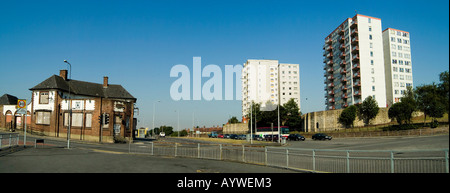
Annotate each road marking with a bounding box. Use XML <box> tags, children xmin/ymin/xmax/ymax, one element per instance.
<box><xmin>81</xmin><ymin>148</ymin><xmax>127</xmax><ymax>155</ymax></box>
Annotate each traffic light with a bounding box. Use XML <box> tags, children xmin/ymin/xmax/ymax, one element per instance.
<box><xmin>98</xmin><ymin>115</ymin><xmax>103</xmax><ymax>125</ymax></box>
<box><xmin>105</xmin><ymin>114</ymin><xmax>110</xmax><ymax>125</ymax></box>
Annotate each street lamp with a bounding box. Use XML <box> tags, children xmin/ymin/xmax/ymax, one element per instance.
<box><xmin>152</xmin><ymin>100</ymin><xmax>160</xmax><ymax>137</ymax></box>
<box><xmin>175</xmin><ymin>110</ymin><xmax>180</xmax><ymax>137</ymax></box>
<box><xmin>63</xmin><ymin>60</ymin><xmax>72</xmax><ymax>149</ymax></box>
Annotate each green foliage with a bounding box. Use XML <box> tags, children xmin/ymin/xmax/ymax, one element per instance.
<box><xmin>338</xmin><ymin>105</ymin><xmax>357</xmax><ymax>128</ymax></box>
<box><xmin>151</xmin><ymin>125</ymin><xmax>174</xmax><ymax>136</ymax></box>
<box><xmin>358</xmin><ymin>96</ymin><xmax>379</xmax><ymax>125</ymax></box>
<box><xmin>246</xmin><ymin>99</ymin><xmax>302</xmax><ymax>132</ymax></box>
<box><xmin>415</xmin><ymin>83</ymin><xmax>445</xmax><ymax>122</ymax></box>
<box><xmin>439</xmin><ymin>71</ymin><xmax>449</xmax><ymax>122</ymax></box>
<box><xmin>282</xmin><ymin>98</ymin><xmax>302</xmax><ymax>131</ymax></box>
<box><xmin>388</xmin><ymin>100</ymin><xmax>416</xmax><ymax>126</ymax></box>
<box><xmin>170</xmin><ymin>130</ymin><xmax>188</xmax><ymax>137</ymax></box>
<box><xmin>228</xmin><ymin>116</ymin><xmax>240</xmax><ymax>124</ymax></box>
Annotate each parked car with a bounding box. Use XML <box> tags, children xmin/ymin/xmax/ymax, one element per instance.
<box><xmin>218</xmin><ymin>134</ymin><xmax>224</xmax><ymax>138</ymax></box>
<box><xmin>288</xmin><ymin>134</ymin><xmax>305</xmax><ymax>141</ymax></box>
<box><xmin>224</xmin><ymin>134</ymin><xmax>230</xmax><ymax>139</ymax></box>
<box><xmin>252</xmin><ymin>135</ymin><xmax>263</xmax><ymax>141</ymax></box>
<box><xmin>238</xmin><ymin>134</ymin><xmax>247</xmax><ymax>140</ymax></box>
<box><xmin>229</xmin><ymin>134</ymin><xmax>238</xmax><ymax>139</ymax></box>
<box><xmin>208</xmin><ymin>131</ymin><xmax>218</xmax><ymax>138</ymax></box>
<box><xmin>312</xmin><ymin>133</ymin><xmax>332</xmax><ymax>140</ymax></box>
<box><xmin>264</xmin><ymin>134</ymin><xmax>279</xmax><ymax>142</ymax></box>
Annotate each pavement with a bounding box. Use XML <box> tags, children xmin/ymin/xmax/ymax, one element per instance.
<box><xmin>1</xmin><ymin>129</ymin><xmax>448</xmax><ymax>173</ymax></box>
<box><xmin>0</xmin><ymin>132</ymin><xmax>298</xmax><ymax>173</ymax></box>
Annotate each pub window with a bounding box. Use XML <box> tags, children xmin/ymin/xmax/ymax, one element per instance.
<box><xmin>86</xmin><ymin>113</ymin><xmax>92</xmax><ymax>128</ymax></box>
<box><xmin>36</xmin><ymin>111</ymin><xmax>51</xmax><ymax>125</ymax></box>
<box><xmin>64</xmin><ymin>113</ymin><xmax>83</xmax><ymax>127</ymax></box>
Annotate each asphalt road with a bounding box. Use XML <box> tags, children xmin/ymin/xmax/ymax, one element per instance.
<box><xmin>0</xmin><ymin>132</ymin><xmax>296</xmax><ymax>173</ymax></box>
<box><xmin>0</xmin><ymin>131</ymin><xmax>447</xmax><ymax>173</ymax></box>
<box><xmin>0</xmin><ymin>147</ymin><xmax>297</xmax><ymax>173</ymax></box>
<box><xmin>162</xmin><ymin>134</ymin><xmax>449</xmax><ymax>151</ymax></box>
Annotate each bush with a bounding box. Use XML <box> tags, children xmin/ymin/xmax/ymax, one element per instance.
<box><xmin>338</xmin><ymin>105</ymin><xmax>357</xmax><ymax>128</ymax></box>
<box><xmin>114</xmin><ymin>136</ymin><xmax>128</xmax><ymax>143</ymax></box>
<box><xmin>382</xmin><ymin>124</ymin><xmax>418</xmax><ymax>131</ymax></box>
<box><xmin>430</xmin><ymin>120</ymin><xmax>439</xmax><ymax>128</ymax></box>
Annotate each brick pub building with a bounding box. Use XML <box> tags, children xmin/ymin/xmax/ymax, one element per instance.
<box><xmin>29</xmin><ymin>70</ymin><xmax>137</xmax><ymax>143</ymax></box>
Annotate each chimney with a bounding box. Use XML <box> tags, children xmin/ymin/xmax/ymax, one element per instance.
<box><xmin>103</xmin><ymin>76</ymin><xmax>108</xmax><ymax>88</ymax></box>
<box><xmin>60</xmin><ymin>70</ymin><xmax>68</xmax><ymax>80</ymax></box>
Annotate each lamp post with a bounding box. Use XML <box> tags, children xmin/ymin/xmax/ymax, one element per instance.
<box><xmin>63</xmin><ymin>60</ymin><xmax>72</xmax><ymax>149</ymax></box>
<box><xmin>175</xmin><ymin>110</ymin><xmax>180</xmax><ymax>137</ymax></box>
<box><xmin>152</xmin><ymin>100</ymin><xmax>160</xmax><ymax>137</ymax></box>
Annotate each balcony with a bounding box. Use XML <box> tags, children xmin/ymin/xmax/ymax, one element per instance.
<box><xmin>354</xmin><ymin>90</ymin><xmax>361</xmax><ymax>96</ymax></box>
<box><xmin>341</xmin><ymin>77</ymin><xmax>347</xmax><ymax>82</ymax></box>
<box><xmin>326</xmin><ymin>52</ymin><xmax>333</xmax><ymax>59</ymax></box>
<box><xmin>339</xmin><ymin>36</ymin><xmax>345</xmax><ymax>43</ymax></box>
<box><xmin>350</xmin><ymin>20</ymin><xmax>357</xmax><ymax>29</ymax></box>
<box><xmin>351</xmin><ymin>46</ymin><xmax>359</xmax><ymax>53</ymax></box>
<box><xmin>340</xmin><ymin>69</ymin><xmax>347</xmax><ymax>74</ymax></box>
<box><xmin>338</xmin><ymin>28</ymin><xmax>345</xmax><ymax>35</ymax></box>
<box><xmin>351</xmin><ymin>36</ymin><xmax>359</xmax><ymax>45</ymax></box>
<box><xmin>327</xmin><ymin>68</ymin><xmax>333</xmax><ymax>73</ymax></box>
<box><xmin>327</xmin><ymin>60</ymin><xmax>334</xmax><ymax>66</ymax></box>
<box><xmin>327</xmin><ymin>75</ymin><xmax>334</xmax><ymax>80</ymax></box>
<box><xmin>328</xmin><ymin>105</ymin><xmax>336</xmax><ymax>110</ymax></box>
<box><xmin>351</xmin><ymin>28</ymin><xmax>358</xmax><ymax>36</ymax></box>
<box><xmin>328</xmin><ymin>82</ymin><xmax>334</xmax><ymax>88</ymax></box>
<box><xmin>352</xmin><ymin>54</ymin><xmax>359</xmax><ymax>62</ymax></box>
<box><xmin>343</xmin><ymin>103</ymin><xmax>349</xmax><ymax>108</ymax></box>
<box><xmin>325</xmin><ymin>38</ymin><xmax>332</xmax><ymax>44</ymax></box>
<box><xmin>340</xmin><ymin>60</ymin><xmax>346</xmax><ymax>67</ymax></box>
<box><xmin>340</xmin><ymin>52</ymin><xmax>346</xmax><ymax>59</ymax></box>
<box><xmin>341</xmin><ymin>85</ymin><xmax>348</xmax><ymax>90</ymax></box>
<box><xmin>328</xmin><ymin>90</ymin><xmax>334</xmax><ymax>95</ymax></box>
<box><xmin>353</xmin><ymin>72</ymin><xmax>360</xmax><ymax>79</ymax></box>
<box><xmin>342</xmin><ymin>94</ymin><xmax>348</xmax><ymax>99</ymax></box>
<box><xmin>352</xmin><ymin>63</ymin><xmax>360</xmax><ymax>70</ymax></box>
<box><xmin>339</xmin><ymin>44</ymin><xmax>345</xmax><ymax>51</ymax></box>
<box><xmin>353</xmin><ymin>81</ymin><xmax>361</xmax><ymax>87</ymax></box>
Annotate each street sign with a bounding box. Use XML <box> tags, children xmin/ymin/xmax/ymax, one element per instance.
<box><xmin>17</xmin><ymin>99</ymin><xmax>26</xmax><ymax>109</ymax></box>
<box><xmin>16</xmin><ymin>108</ymin><xmax>27</xmax><ymax>115</ymax></box>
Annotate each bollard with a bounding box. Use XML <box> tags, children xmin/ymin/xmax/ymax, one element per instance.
<box><xmin>265</xmin><ymin>147</ymin><xmax>268</xmax><ymax>166</ymax></box>
<box><xmin>390</xmin><ymin>151</ymin><xmax>395</xmax><ymax>173</ymax></box>
<box><xmin>198</xmin><ymin>143</ymin><xmax>200</xmax><ymax>158</ymax></box>
<box><xmin>219</xmin><ymin>144</ymin><xmax>223</xmax><ymax>160</ymax></box>
<box><xmin>286</xmin><ymin>148</ymin><xmax>289</xmax><ymax>168</ymax></box>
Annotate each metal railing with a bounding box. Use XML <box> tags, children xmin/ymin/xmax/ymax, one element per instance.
<box><xmin>129</xmin><ymin>142</ymin><xmax>449</xmax><ymax>173</ymax></box>
<box><xmin>0</xmin><ymin>133</ymin><xmax>20</xmax><ymax>150</ymax></box>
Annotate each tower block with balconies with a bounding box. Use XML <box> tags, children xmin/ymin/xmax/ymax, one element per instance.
<box><xmin>322</xmin><ymin>14</ymin><xmax>387</xmax><ymax>110</ymax></box>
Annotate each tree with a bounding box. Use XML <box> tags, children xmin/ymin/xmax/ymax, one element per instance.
<box><xmin>415</xmin><ymin>83</ymin><xmax>445</xmax><ymax>124</ymax></box>
<box><xmin>388</xmin><ymin>87</ymin><xmax>416</xmax><ymax>125</ymax></box>
<box><xmin>438</xmin><ymin>71</ymin><xmax>449</xmax><ymax>123</ymax></box>
<box><xmin>282</xmin><ymin>98</ymin><xmax>302</xmax><ymax>131</ymax></box>
<box><xmin>246</xmin><ymin>101</ymin><xmax>262</xmax><ymax>132</ymax></box>
<box><xmin>338</xmin><ymin>105</ymin><xmax>357</xmax><ymax>128</ymax></box>
<box><xmin>358</xmin><ymin>96</ymin><xmax>379</xmax><ymax>126</ymax></box>
<box><xmin>228</xmin><ymin>116</ymin><xmax>240</xmax><ymax>124</ymax></box>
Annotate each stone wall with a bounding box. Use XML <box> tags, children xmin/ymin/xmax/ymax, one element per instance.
<box><xmin>302</xmin><ymin>107</ymin><xmax>422</xmax><ymax>132</ymax></box>
<box><xmin>223</xmin><ymin>123</ymin><xmax>248</xmax><ymax>134</ymax></box>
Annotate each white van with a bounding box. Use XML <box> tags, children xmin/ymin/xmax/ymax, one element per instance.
<box><xmin>159</xmin><ymin>132</ymin><xmax>165</xmax><ymax>137</ymax></box>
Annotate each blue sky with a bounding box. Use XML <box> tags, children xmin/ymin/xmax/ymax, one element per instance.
<box><xmin>0</xmin><ymin>0</ymin><xmax>448</xmax><ymax>130</ymax></box>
